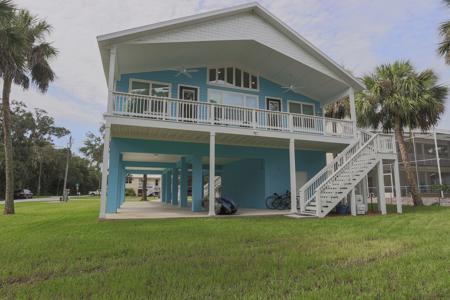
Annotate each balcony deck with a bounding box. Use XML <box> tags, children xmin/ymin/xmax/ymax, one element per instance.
<box><xmin>109</xmin><ymin>92</ymin><xmax>355</xmax><ymax>140</ymax></box>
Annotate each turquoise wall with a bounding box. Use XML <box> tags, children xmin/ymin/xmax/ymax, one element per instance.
<box><xmin>106</xmin><ymin>137</ymin><xmax>326</xmax><ymax>212</ymax></box>
<box><xmin>116</xmin><ymin>68</ymin><xmax>321</xmax><ymax>114</ymax></box>
<box><xmin>221</xmin><ymin>159</ymin><xmax>266</xmax><ymax>208</ymax></box>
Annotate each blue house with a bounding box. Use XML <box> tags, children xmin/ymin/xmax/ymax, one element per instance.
<box><xmin>97</xmin><ymin>3</ymin><xmax>402</xmax><ymax>218</ymax></box>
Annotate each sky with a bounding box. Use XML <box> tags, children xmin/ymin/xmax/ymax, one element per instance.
<box><xmin>9</xmin><ymin>0</ymin><xmax>450</xmax><ymax>152</ymax></box>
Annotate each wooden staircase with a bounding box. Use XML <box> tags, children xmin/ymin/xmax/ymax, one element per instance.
<box><xmin>298</xmin><ymin>130</ymin><xmax>396</xmax><ymax>217</ymax></box>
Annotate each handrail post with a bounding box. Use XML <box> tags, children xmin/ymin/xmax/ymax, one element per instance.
<box><xmin>316</xmin><ymin>190</ymin><xmax>321</xmax><ymax>217</ymax></box>
<box><xmin>210</xmin><ymin>104</ymin><xmax>215</xmax><ymax>125</ymax></box>
<box><xmin>252</xmin><ymin>109</ymin><xmax>257</xmax><ymax>129</ymax></box>
<box><xmin>289</xmin><ymin>114</ymin><xmax>294</xmax><ymax>132</ymax></box>
<box><xmin>299</xmin><ymin>188</ymin><xmax>305</xmax><ymax>213</ymax></box>
<box><xmin>163</xmin><ymin>98</ymin><xmax>167</xmax><ymax>120</ymax></box>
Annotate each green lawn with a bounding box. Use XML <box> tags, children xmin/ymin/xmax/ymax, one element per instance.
<box><xmin>1</xmin><ymin>198</ymin><xmax>450</xmax><ymax>299</ymax></box>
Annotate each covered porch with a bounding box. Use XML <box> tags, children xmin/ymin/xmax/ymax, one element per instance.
<box><xmin>99</xmin><ymin>123</ymin><xmax>352</xmax><ymax>218</ymax></box>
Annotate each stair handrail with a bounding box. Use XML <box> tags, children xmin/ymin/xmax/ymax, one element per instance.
<box><xmin>311</xmin><ymin>133</ymin><xmax>382</xmax><ymax>217</ymax></box>
<box><xmin>298</xmin><ymin>129</ymin><xmax>374</xmax><ymax>212</ymax></box>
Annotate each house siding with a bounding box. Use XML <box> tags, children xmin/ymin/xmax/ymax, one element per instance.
<box><xmin>115</xmin><ymin>68</ymin><xmax>321</xmax><ymax>114</ymax></box>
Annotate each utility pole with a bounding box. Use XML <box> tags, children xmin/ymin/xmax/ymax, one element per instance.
<box><xmin>62</xmin><ymin>135</ymin><xmax>72</xmax><ymax>202</ymax></box>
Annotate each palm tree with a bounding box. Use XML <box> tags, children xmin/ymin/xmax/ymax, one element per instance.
<box><xmin>357</xmin><ymin>61</ymin><xmax>448</xmax><ymax>206</ymax></box>
<box><xmin>0</xmin><ymin>6</ymin><xmax>57</xmax><ymax>214</ymax></box>
<box><xmin>438</xmin><ymin>0</ymin><xmax>450</xmax><ymax>64</ymax></box>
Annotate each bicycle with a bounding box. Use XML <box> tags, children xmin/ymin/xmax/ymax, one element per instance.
<box><xmin>265</xmin><ymin>190</ymin><xmax>291</xmax><ymax>210</ymax></box>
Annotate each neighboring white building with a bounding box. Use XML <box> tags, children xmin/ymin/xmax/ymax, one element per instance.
<box><xmin>125</xmin><ymin>174</ymin><xmax>161</xmax><ymax>196</ymax></box>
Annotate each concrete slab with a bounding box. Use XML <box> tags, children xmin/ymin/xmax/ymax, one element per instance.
<box><xmin>104</xmin><ymin>200</ymin><xmax>290</xmax><ymax>220</ymax></box>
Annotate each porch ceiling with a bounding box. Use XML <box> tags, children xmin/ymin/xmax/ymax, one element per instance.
<box><xmin>111</xmin><ymin>123</ymin><xmax>349</xmax><ymax>153</ymax></box>
<box><xmin>114</xmin><ymin>40</ymin><xmax>350</xmax><ymax>103</ymax></box>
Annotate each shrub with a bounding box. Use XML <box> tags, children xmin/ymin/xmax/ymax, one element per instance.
<box><xmin>125</xmin><ymin>188</ymin><xmax>136</xmax><ymax>196</ymax></box>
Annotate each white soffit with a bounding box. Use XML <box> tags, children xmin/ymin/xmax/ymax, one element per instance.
<box><xmin>97</xmin><ymin>3</ymin><xmax>364</xmax><ymax>91</ymax></box>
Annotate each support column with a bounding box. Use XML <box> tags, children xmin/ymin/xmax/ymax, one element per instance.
<box><xmin>377</xmin><ymin>161</ymin><xmax>387</xmax><ymax>215</ymax></box>
<box><xmin>106</xmin><ymin>140</ymin><xmax>120</xmax><ymax>213</ymax></box>
<box><xmin>289</xmin><ymin>138</ymin><xmax>297</xmax><ymax>213</ymax></box>
<box><xmin>172</xmin><ymin>168</ymin><xmax>179</xmax><ymax>206</ymax></box>
<box><xmin>180</xmin><ymin>157</ymin><xmax>188</xmax><ymax>207</ymax></box>
<box><xmin>159</xmin><ymin>172</ymin><xmax>166</xmax><ymax>203</ymax></box>
<box><xmin>350</xmin><ymin>189</ymin><xmax>356</xmax><ymax>216</ymax></box>
<box><xmin>434</xmin><ymin>130</ymin><xmax>444</xmax><ymax>198</ymax></box>
<box><xmin>192</xmin><ymin>155</ymin><xmax>203</xmax><ymax>212</ymax></box>
<box><xmin>166</xmin><ymin>170</ymin><xmax>172</xmax><ymax>204</ymax></box>
<box><xmin>348</xmin><ymin>88</ymin><xmax>357</xmax><ymax>137</ymax></box>
<box><xmin>393</xmin><ymin>158</ymin><xmax>403</xmax><ymax>214</ymax></box>
<box><xmin>99</xmin><ymin>123</ymin><xmax>111</xmax><ymax>218</ymax></box>
<box><xmin>164</xmin><ymin>170</ymin><xmax>169</xmax><ymax>203</ymax></box>
<box><xmin>209</xmin><ymin>132</ymin><xmax>216</xmax><ymax>216</ymax></box>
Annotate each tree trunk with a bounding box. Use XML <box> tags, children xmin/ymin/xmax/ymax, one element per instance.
<box><xmin>394</xmin><ymin>123</ymin><xmax>423</xmax><ymax>206</ymax></box>
<box><xmin>2</xmin><ymin>76</ymin><xmax>15</xmax><ymax>214</ymax></box>
<box><xmin>141</xmin><ymin>174</ymin><xmax>147</xmax><ymax>201</ymax></box>
<box><xmin>37</xmin><ymin>158</ymin><xmax>42</xmax><ymax>196</ymax></box>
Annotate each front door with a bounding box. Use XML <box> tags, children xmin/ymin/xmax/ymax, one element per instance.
<box><xmin>266</xmin><ymin>98</ymin><xmax>282</xmax><ymax>128</ymax></box>
<box><xmin>179</xmin><ymin>86</ymin><xmax>198</xmax><ymax>120</ymax></box>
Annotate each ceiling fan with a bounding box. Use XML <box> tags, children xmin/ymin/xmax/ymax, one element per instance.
<box><xmin>281</xmin><ymin>76</ymin><xmax>303</xmax><ymax>93</ymax></box>
<box><xmin>170</xmin><ymin>66</ymin><xmax>199</xmax><ymax>78</ymax></box>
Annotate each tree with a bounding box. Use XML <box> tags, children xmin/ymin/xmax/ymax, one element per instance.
<box><xmin>438</xmin><ymin>0</ymin><xmax>450</xmax><ymax>64</ymax></box>
<box><xmin>324</xmin><ymin>98</ymin><xmax>350</xmax><ymax>119</ymax></box>
<box><xmin>80</xmin><ymin>124</ymin><xmax>104</xmax><ymax>171</ymax></box>
<box><xmin>0</xmin><ymin>6</ymin><xmax>57</xmax><ymax>214</ymax></box>
<box><xmin>357</xmin><ymin>61</ymin><xmax>448</xmax><ymax>206</ymax></box>
<box><xmin>141</xmin><ymin>174</ymin><xmax>148</xmax><ymax>201</ymax></box>
<box><xmin>0</xmin><ymin>101</ymin><xmax>71</xmax><ymax>197</ymax></box>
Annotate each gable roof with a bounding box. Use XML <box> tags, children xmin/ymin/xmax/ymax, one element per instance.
<box><xmin>97</xmin><ymin>2</ymin><xmax>364</xmax><ymax>91</ymax></box>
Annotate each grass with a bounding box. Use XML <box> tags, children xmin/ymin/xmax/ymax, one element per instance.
<box><xmin>1</xmin><ymin>198</ymin><xmax>450</xmax><ymax>299</ymax></box>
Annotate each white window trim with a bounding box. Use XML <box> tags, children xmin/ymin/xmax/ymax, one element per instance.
<box><xmin>177</xmin><ymin>84</ymin><xmax>200</xmax><ymax>100</ymax></box>
<box><xmin>207</xmin><ymin>88</ymin><xmax>259</xmax><ymax>108</ymax></box>
<box><xmin>207</xmin><ymin>66</ymin><xmax>260</xmax><ymax>92</ymax></box>
<box><xmin>287</xmin><ymin>100</ymin><xmax>316</xmax><ymax>115</ymax></box>
<box><xmin>129</xmin><ymin>78</ymin><xmax>172</xmax><ymax>98</ymax></box>
<box><xmin>265</xmin><ymin>96</ymin><xmax>283</xmax><ymax>112</ymax></box>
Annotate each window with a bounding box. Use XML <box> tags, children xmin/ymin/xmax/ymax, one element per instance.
<box><xmin>126</xmin><ymin>176</ymin><xmax>133</xmax><ymax>184</ymax></box>
<box><xmin>288</xmin><ymin>101</ymin><xmax>315</xmax><ymax>115</ymax></box>
<box><xmin>130</xmin><ymin>80</ymin><xmax>170</xmax><ymax>97</ymax></box>
<box><xmin>226</xmin><ymin>67</ymin><xmax>234</xmax><ymax>85</ymax></box>
<box><xmin>235</xmin><ymin>68</ymin><xmax>242</xmax><ymax>87</ymax></box>
<box><xmin>251</xmin><ymin>75</ymin><xmax>258</xmax><ymax>89</ymax></box>
<box><xmin>208</xmin><ymin>67</ymin><xmax>258</xmax><ymax>91</ymax></box>
<box><xmin>130</xmin><ymin>81</ymin><xmax>150</xmax><ymax>95</ymax></box>
<box><xmin>208</xmin><ymin>89</ymin><xmax>258</xmax><ymax>108</ymax></box>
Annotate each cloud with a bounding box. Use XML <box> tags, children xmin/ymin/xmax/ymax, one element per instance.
<box><xmin>8</xmin><ymin>0</ymin><xmax>450</xmax><ymax>133</ymax></box>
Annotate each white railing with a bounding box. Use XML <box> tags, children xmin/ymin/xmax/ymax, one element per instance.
<box><xmin>111</xmin><ymin>92</ymin><xmax>354</xmax><ymax>138</ymax></box>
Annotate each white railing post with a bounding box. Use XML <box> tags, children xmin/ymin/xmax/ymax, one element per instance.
<box><xmin>252</xmin><ymin>109</ymin><xmax>257</xmax><ymax>129</ymax></box>
<box><xmin>299</xmin><ymin>188</ymin><xmax>305</xmax><ymax>213</ymax></box>
<box><xmin>289</xmin><ymin>114</ymin><xmax>294</xmax><ymax>132</ymax></box>
<box><xmin>162</xmin><ymin>98</ymin><xmax>167</xmax><ymax>120</ymax></box>
<box><xmin>316</xmin><ymin>190</ymin><xmax>321</xmax><ymax>217</ymax></box>
<box><xmin>210</xmin><ymin>104</ymin><xmax>215</xmax><ymax>125</ymax></box>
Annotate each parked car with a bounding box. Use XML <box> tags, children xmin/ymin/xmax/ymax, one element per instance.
<box><xmin>89</xmin><ymin>190</ymin><xmax>101</xmax><ymax>196</ymax></box>
<box><xmin>14</xmin><ymin>189</ymin><xmax>33</xmax><ymax>199</ymax></box>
